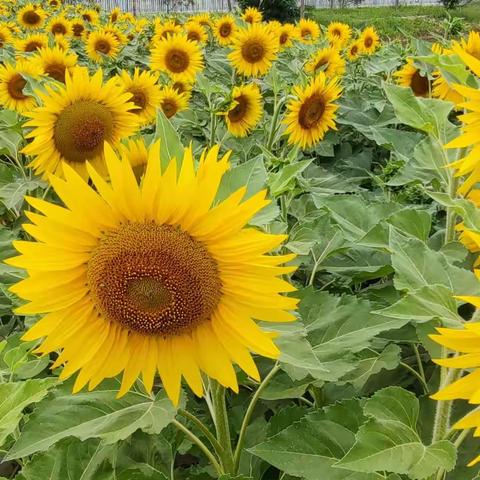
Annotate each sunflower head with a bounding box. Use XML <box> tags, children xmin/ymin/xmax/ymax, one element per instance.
<box><xmin>394</xmin><ymin>59</ymin><xmax>432</xmax><ymax>98</ymax></box>
<box><xmin>184</xmin><ymin>20</ymin><xmax>208</xmax><ymax>44</ymax></box>
<box><xmin>47</xmin><ymin>16</ymin><xmax>72</xmax><ymax>37</ymax></box>
<box><xmin>0</xmin><ymin>24</ymin><xmax>12</xmax><ymax>48</ymax></box>
<box><xmin>305</xmin><ymin>46</ymin><xmax>346</xmax><ymax>78</ymax></box>
<box><xmin>297</xmin><ymin>18</ymin><xmax>321</xmax><ymax>44</ymax></box>
<box><xmin>277</xmin><ymin>23</ymin><xmax>298</xmax><ymax>49</ymax></box>
<box><xmin>284</xmin><ymin>72</ymin><xmax>342</xmax><ymax>149</ymax></box>
<box><xmin>18</xmin><ymin>4</ymin><xmax>46</xmax><ymax>30</ymax></box>
<box><xmin>327</xmin><ymin>21</ymin><xmax>352</xmax><ymax>48</ymax></box>
<box><xmin>214</xmin><ymin>15</ymin><xmax>236</xmax><ymax>46</ymax></box>
<box><xmin>71</xmin><ymin>19</ymin><xmax>86</xmax><ymax>38</ymax></box>
<box><xmin>86</xmin><ymin>29</ymin><xmax>120</xmax><ymax>64</ymax></box>
<box><xmin>242</xmin><ymin>7</ymin><xmax>262</xmax><ymax>24</ymax></box>
<box><xmin>34</xmin><ymin>45</ymin><xmax>77</xmax><ymax>84</ymax></box>
<box><xmin>81</xmin><ymin>9</ymin><xmax>99</xmax><ymax>25</ymax></box>
<box><xmin>190</xmin><ymin>13</ymin><xmax>212</xmax><ymax>28</ymax></box>
<box><xmin>109</xmin><ymin>7</ymin><xmax>122</xmax><ymax>23</ymax></box>
<box><xmin>154</xmin><ymin>19</ymin><xmax>182</xmax><ymax>40</ymax></box>
<box><xmin>117</xmin><ymin>137</ymin><xmax>149</xmax><ymax>178</ymax></box>
<box><xmin>346</xmin><ymin>40</ymin><xmax>363</xmax><ymax>61</ymax></box>
<box><xmin>14</xmin><ymin>33</ymin><xmax>49</xmax><ymax>53</ymax></box>
<box><xmin>360</xmin><ymin>26</ymin><xmax>380</xmax><ymax>54</ymax></box>
<box><xmin>159</xmin><ymin>85</ymin><xmax>189</xmax><ymax>119</ymax></box>
<box><xmin>224</xmin><ymin>83</ymin><xmax>263</xmax><ymax>137</ymax></box>
<box><xmin>432</xmin><ymin>70</ymin><xmax>464</xmax><ymax>107</ymax></box>
<box><xmin>228</xmin><ymin>24</ymin><xmax>279</xmax><ymax>77</ymax></box>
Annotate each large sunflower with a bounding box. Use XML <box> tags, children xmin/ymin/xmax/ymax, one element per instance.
<box><xmin>214</xmin><ymin>15</ymin><xmax>236</xmax><ymax>46</ymax></box>
<box><xmin>327</xmin><ymin>21</ymin><xmax>351</xmax><ymax>48</ymax></box>
<box><xmin>34</xmin><ymin>46</ymin><xmax>77</xmax><ymax>84</ymax></box>
<box><xmin>150</xmin><ymin>33</ymin><xmax>204</xmax><ymax>83</ymax></box>
<box><xmin>223</xmin><ymin>83</ymin><xmax>262</xmax><ymax>137</ymax></box>
<box><xmin>47</xmin><ymin>16</ymin><xmax>72</xmax><ymax>37</ymax></box>
<box><xmin>297</xmin><ymin>18</ymin><xmax>321</xmax><ymax>44</ymax></box>
<box><xmin>14</xmin><ymin>33</ymin><xmax>49</xmax><ymax>54</ymax></box>
<box><xmin>284</xmin><ymin>72</ymin><xmax>342</xmax><ymax>149</ymax></box>
<box><xmin>0</xmin><ymin>61</ymin><xmax>41</xmax><ymax>114</ymax></box>
<box><xmin>159</xmin><ymin>85</ymin><xmax>189</xmax><ymax>119</ymax></box>
<box><xmin>6</xmin><ymin>141</ymin><xmax>297</xmax><ymax>406</ymax></box>
<box><xmin>22</xmin><ymin>67</ymin><xmax>138</xmax><ymax>179</ymax></box>
<box><xmin>228</xmin><ymin>24</ymin><xmax>278</xmax><ymax>77</ymax></box>
<box><xmin>242</xmin><ymin>7</ymin><xmax>262</xmax><ymax>24</ymax></box>
<box><xmin>17</xmin><ymin>4</ymin><xmax>46</xmax><ymax>30</ymax></box>
<box><xmin>86</xmin><ymin>30</ymin><xmax>120</xmax><ymax>63</ymax></box>
<box><xmin>305</xmin><ymin>46</ymin><xmax>346</xmax><ymax>78</ymax></box>
<box><xmin>359</xmin><ymin>26</ymin><xmax>380</xmax><ymax>55</ymax></box>
<box><xmin>118</xmin><ymin>68</ymin><xmax>163</xmax><ymax>126</ymax></box>
<box><xmin>394</xmin><ymin>59</ymin><xmax>432</xmax><ymax>98</ymax></box>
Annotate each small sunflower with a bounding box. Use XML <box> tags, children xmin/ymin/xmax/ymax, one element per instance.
<box><xmin>17</xmin><ymin>4</ymin><xmax>46</xmax><ymax>30</ymax></box>
<box><xmin>109</xmin><ymin>7</ymin><xmax>122</xmax><ymax>23</ymax></box>
<box><xmin>170</xmin><ymin>79</ymin><xmax>193</xmax><ymax>98</ymax></box>
<box><xmin>0</xmin><ymin>61</ymin><xmax>42</xmax><ymax>114</ymax></box>
<box><xmin>359</xmin><ymin>26</ymin><xmax>380</xmax><ymax>55</ymax></box>
<box><xmin>22</xmin><ymin>67</ymin><xmax>138</xmax><ymax>179</ymax></box>
<box><xmin>327</xmin><ymin>21</ymin><xmax>351</xmax><ymax>48</ymax></box>
<box><xmin>184</xmin><ymin>21</ymin><xmax>208</xmax><ymax>44</ymax></box>
<box><xmin>242</xmin><ymin>7</ymin><xmax>262</xmax><ymax>24</ymax></box>
<box><xmin>223</xmin><ymin>83</ymin><xmax>262</xmax><ymax>137</ymax></box>
<box><xmin>103</xmin><ymin>23</ymin><xmax>128</xmax><ymax>45</ymax></box>
<box><xmin>71</xmin><ymin>19</ymin><xmax>86</xmax><ymax>39</ymax></box>
<box><xmin>346</xmin><ymin>40</ymin><xmax>363</xmax><ymax>61</ymax></box>
<box><xmin>5</xmin><ymin>141</ymin><xmax>298</xmax><ymax>406</ymax></box>
<box><xmin>14</xmin><ymin>33</ymin><xmax>49</xmax><ymax>54</ymax></box>
<box><xmin>277</xmin><ymin>23</ymin><xmax>298</xmax><ymax>49</ymax></box>
<box><xmin>81</xmin><ymin>9</ymin><xmax>99</xmax><ymax>25</ymax></box>
<box><xmin>154</xmin><ymin>19</ymin><xmax>182</xmax><ymax>40</ymax></box>
<box><xmin>47</xmin><ymin>16</ymin><xmax>72</xmax><ymax>37</ymax></box>
<box><xmin>394</xmin><ymin>59</ymin><xmax>432</xmax><ymax>98</ymax></box>
<box><xmin>117</xmin><ymin>137</ymin><xmax>149</xmax><ymax>177</ymax></box>
<box><xmin>86</xmin><ymin>30</ymin><xmax>120</xmax><ymax>63</ymax></box>
<box><xmin>151</xmin><ymin>33</ymin><xmax>204</xmax><ymax>83</ymax></box>
<box><xmin>297</xmin><ymin>18</ymin><xmax>321</xmax><ymax>44</ymax></box>
<box><xmin>118</xmin><ymin>68</ymin><xmax>163</xmax><ymax>126</ymax></box>
<box><xmin>55</xmin><ymin>36</ymin><xmax>71</xmax><ymax>52</ymax></box>
<box><xmin>0</xmin><ymin>25</ymin><xmax>12</xmax><ymax>48</ymax></box>
<box><xmin>284</xmin><ymin>72</ymin><xmax>342</xmax><ymax>149</ymax></box>
<box><xmin>228</xmin><ymin>24</ymin><xmax>278</xmax><ymax>77</ymax></box>
<box><xmin>305</xmin><ymin>46</ymin><xmax>346</xmax><ymax>78</ymax></box>
<box><xmin>214</xmin><ymin>15</ymin><xmax>236</xmax><ymax>46</ymax></box>
<box><xmin>34</xmin><ymin>45</ymin><xmax>77</xmax><ymax>84</ymax></box>
<box><xmin>190</xmin><ymin>12</ymin><xmax>212</xmax><ymax>28</ymax></box>
<box><xmin>159</xmin><ymin>85</ymin><xmax>189</xmax><ymax>119</ymax></box>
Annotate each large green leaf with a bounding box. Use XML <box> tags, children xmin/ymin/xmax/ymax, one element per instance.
<box><xmin>154</xmin><ymin>109</ymin><xmax>184</xmax><ymax>170</ymax></box>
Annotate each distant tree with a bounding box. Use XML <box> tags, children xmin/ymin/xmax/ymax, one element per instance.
<box><xmin>238</xmin><ymin>0</ymin><xmax>300</xmax><ymax>22</ymax></box>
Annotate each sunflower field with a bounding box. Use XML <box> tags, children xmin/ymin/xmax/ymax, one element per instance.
<box><xmin>1</xmin><ymin>1</ymin><xmax>480</xmax><ymax>479</ymax></box>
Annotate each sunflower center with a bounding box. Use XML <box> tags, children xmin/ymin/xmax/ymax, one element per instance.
<box><xmin>52</xmin><ymin>23</ymin><xmax>67</xmax><ymax>35</ymax></box>
<box><xmin>83</xmin><ymin>14</ymin><xmax>92</xmax><ymax>22</ymax></box>
<box><xmin>54</xmin><ymin>101</ymin><xmax>113</xmax><ymax>163</ymax></box>
<box><xmin>165</xmin><ymin>48</ymin><xmax>190</xmax><ymax>73</ymax></box>
<box><xmin>161</xmin><ymin>98</ymin><xmax>178</xmax><ymax>118</ymax></box>
<box><xmin>7</xmin><ymin>74</ymin><xmax>28</xmax><ymax>100</ymax></box>
<box><xmin>95</xmin><ymin>39</ymin><xmax>111</xmax><ymax>54</ymax></box>
<box><xmin>87</xmin><ymin>222</ymin><xmax>222</xmax><ymax>336</ymax></box>
<box><xmin>172</xmin><ymin>81</ymin><xmax>186</xmax><ymax>93</ymax></box>
<box><xmin>73</xmin><ymin>23</ymin><xmax>84</xmax><ymax>36</ymax></box>
<box><xmin>187</xmin><ymin>30</ymin><xmax>201</xmax><ymax>42</ymax></box>
<box><xmin>279</xmin><ymin>32</ymin><xmax>288</xmax><ymax>45</ymax></box>
<box><xmin>351</xmin><ymin>45</ymin><xmax>358</xmax><ymax>55</ymax></box>
<box><xmin>242</xmin><ymin>40</ymin><xmax>265</xmax><ymax>63</ymax></box>
<box><xmin>314</xmin><ymin>57</ymin><xmax>328</xmax><ymax>71</ymax></box>
<box><xmin>364</xmin><ymin>36</ymin><xmax>373</xmax><ymax>48</ymax></box>
<box><xmin>333</xmin><ymin>29</ymin><xmax>341</xmax><ymax>37</ymax></box>
<box><xmin>228</xmin><ymin>95</ymin><xmax>248</xmax><ymax>123</ymax></box>
<box><xmin>301</xmin><ymin>28</ymin><xmax>311</xmax><ymax>39</ymax></box>
<box><xmin>411</xmin><ymin>70</ymin><xmax>430</xmax><ymax>97</ymax></box>
<box><xmin>299</xmin><ymin>94</ymin><xmax>325</xmax><ymax>129</ymax></box>
<box><xmin>111</xmin><ymin>12</ymin><xmax>118</xmax><ymax>22</ymax></box>
<box><xmin>45</xmin><ymin>63</ymin><xmax>66</xmax><ymax>83</ymax></box>
<box><xmin>219</xmin><ymin>23</ymin><xmax>231</xmax><ymax>37</ymax></box>
<box><xmin>0</xmin><ymin>34</ymin><xmax>5</xmax><ymax>47</ymax></box>
<box><xmin>23</xmin><ymin>10</ymin><xmax>41</xmax><ymax>26</ymax></box>
<box><xmin>24</xmin><ymin>40</ymin><xmax>41</xmax><ymax>52</ymax></box>
<box><xmin>129</xmin><ymin>89</ymin><xmax>147</xmax><ymax>110</ymax></box>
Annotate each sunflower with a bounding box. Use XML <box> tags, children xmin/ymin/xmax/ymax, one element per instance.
<box><xmin>432</xmin><ymin>71</ymin><xmax>464</xmax><ymax>106</ymax></box>
<box><xmin>327</xmin><ymin>21</ymin><xmax>351</xmax><ymax>48</ymax></box>
<box><xmin>14</xmin><ymin>33</ymin><xmax>49</xmax><ymax>54</ymax></box>
<box><xmin>223</xmin><ymin>83</ymin><xmax>262</xmax><ymax>137</ymax></box>
<box><xmin>456</xmin><ymin>190</ymin><xmax>480</xmax><ymax>253</ymax></box>
<box><xmin>242</xmin><ymin>7</ymin><xmax>262</xmax><ymax>24</ymax></box>
<box><xmin>170</xmin><ymin>79</ymin><xmax>193</xmax><ymax>98</ymax></box>
<box><xmin>184</xmin><ymin>21</ymin><xmax>208</xmax><ymax>44</ymax></box>
<box><xmin>359</xmin><ymin>26</ymin><xmax>380</xmax><ymax>55</ymax></box>
<box><xmin>154</xmin><ymin>19</ymin><xmax>182</xmax><ymax>40</ymax></box>
<box><xmin>103</xmin><ymin>23</ymin><xmax>128</xmax><ymax>46</ymax></box>
<box><xmin>118</xmin><ymin>68</ymin><xmax>163</xmax><ymax>126</ymax></box>
<box><xmin>0</xmin><ymin>24</ymin><xmax>12</xmax><ymax>48</ymax></box>
<box><xmin>0</xmin><ymin>61</ymin><xmax>42</xmax><ymax>114</ymax></box>
<box><xmin>22</xmin><ymin>67</ymin><xmax>138</xmax><ymax>179</ymax></box>
<box><xmin>277</xmin><ymin>23</ymin><xmax>298</xmax><ymax>49</ymax></box>
<box><xmin>117</xmin><ymin>137</ymin><xmax>149</xmax><ymax>178</ymax></box>
<box><xmin>455</xmin><ymin>30</ymin><xmax>480</xmax><ymax>61</ymax></box>
<box><xmin>55</xmin><ymin>36</ymin><xmax>71</xmax><ymax>52</ymax></box>
<box><xmin>158</xmin><ymin>86</ymin><xmax>189</xmax><ymax>119</ymax></box>
<box><xmin>214</xmin><ymin>15</ymin><xmax>236</xmax><ymax>46</ymax></box>
<box><xmin>190</xmin><ymin>12</ymin><xmax>211</xmax><ymax>28</ymax></box>
<box><xmin>284</xmin><ymin>72</ymin><xmax>342</xmax><ymax>149</ymax></box>
<box><xmin>346</xmin><ymin>40</ymin><xmax>363</xmax><ymax>61</ymax></box>
<box><xmin>305</xmin><ymin>46</ymin><xmax>346</xmax><ymax>78</ymax></box>
<box><xmin>394</xmin><ymin>59</ymin><xmax>432</xmax><ymax>98</ymax></box>
<box><xmin>297</xmin><ymin>18</ymin><xmax>321</xmax><ymax>44</ymax></box>
<box><xmin>81</xmin><ymin>9</ymin><xmax>99</xmax><ymax>25</ymax></box>
<box><xmin>71</xmin><ymin>19</ymin><xmax>86</xmax><ymax>39</ymax></box>
<box><xmin>48</xmin><ymin>0</ymin><xmax>61</xmax><ymax>8</ymax></box>
<box><xmin>34</xmin><ymin>46</ymin><xmax>77</xmax><ymax>84</ymax></box>
<box><xmin>228</xmin><ymin>24</ymin><xmax>278</xmax><ymax>77</ymax></box>
<box><xmin>6</xmin><ymin>140</ymin><xmax>298</xmax><ymax>405</ymax></box>
<box><xmin>151</xmin><ymin>33</ymin><xmax>204</xmax><ymax>83</ymax></box>
<box><xmin>17</xmin><ymin>4</ymin><xmax>46</xmax><ymax>30</ymax></box>
<box><xmin>47</xmin><ymin>16</ymin><xmax>72</xmax><ymax>37</ymax></box>
<box><xmin>5</xmin><ymin>21</ymin><xmax>20</xmax><ymax>35</ymax></box>
<box><xmin>86</xmin><ymin>30</ymin><xmax>120</xmax><ymax>63</ymax></box>
<box><xmin>109</xmin><ymin>7</ymin><xmax>121</xmax><ymax>23</ymax></box>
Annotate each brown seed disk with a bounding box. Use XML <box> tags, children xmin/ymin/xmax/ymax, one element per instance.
<box><xmin>23</xmin><ymin>10</ymin><xmax>41</xmax><ymax>26</ymax></box>
<box><xmin>165</xmin><ymin>48</ymin><xmax>190</xmax><ymax>73</ymax></box>
<box><xmin>411</xmin><ymin>70</ymin><xmax>431</xmax><ymax>97</ymax></box>
<box><xmin>161</xmin><ymin>98</ymin><xmax>178</xmax><ymax>118</ymax></box>
<box><xmin>45</xmin><ymin>63</ymin><xmax>67</xmax><ymax>83</ymax></box>
<box><xmin>298</xmin><ymin>94</ymin><xmax>325</xmax><ymax>130</ymax></box>
<box><xmin>220</xmin><ymin>23</ymin><xmax>232</xmax><ymax>37</ymax></box>
<box><xmin>228</xmin><ymin>95</ymin><xmax>248</xmax><ymax>123</ymax></box>
<box><xmin>241</xmin><ymin>40</ymin><xmax>265</xmax><ymax>63</ymax></box>
<box><xmin>7</xmin><ymin>74</ymin><xmax>27</xmax><ymax>100</ymax></box>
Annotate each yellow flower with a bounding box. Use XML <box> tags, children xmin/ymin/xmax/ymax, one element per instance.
<box><xmin>34</xmin><ymin>45</ymin><xmax>77</xmax><ymax>83</ymax></box>
<box><xmin>17</xmin><ymin>4</ymin><xmax>46</xmax><ymax>30</ymax></box>
<box><xmin>242</xmin><ymin>7</ymin><xmax>262</xmax><ymax>24</ymax></box>
<box><xmin>456</xmin><ymin>190</ymin><xmax>480</xmax><ymax>253</ymax></box>
<box><xmin>109</xmin><ymin>7</ymin><xmax>122</xmax><ymax>23</ymax></box>
<box><xmin>359</xmin><ymin>26</ymin><xmax>380</xmax><ymax>54</ymax></box>
<box><xmin>81</xmin><ymin>9</ymin><xmax>99</xmax><ymax>25</ymax></box>
<box><xmin>86</xmin><ymin>30</ymin><xmax>120</xmax><ymax>63</ymax></box>
<box><xmin>455</xmin><ymin>30</ymin><xmax>480</xmax><ymax>61</ymax></box>
<box><xmin>214</xmin><ymin>14</ymin><xmax>237</xmax><ymax>46</ymax></box>
<box><xmin>47</xmin><ymin>16</ymin><xmax>72</xmax><ymax>37</ymax></box>
<box><xmin>154</xmin><ymin>19</ymin><xmax>182</xmax><ymax>40</ymax></box>
<box><xmin>151</xmin><ymin>33</ymin><xmax>204</xmax><ymax>83</ymax></box>
<box><xmin>184</xmin><ymin>21</ymin><xmax>208</xmax><ymax>44</ymax></box>
<box><xmin>6</xmin><ymin>141</ymin><xmax>297</xmax><ymax>406</ymax></box>
<box><xmin>0</xmin><ymin>61</ymin><xmax>42</xmax><ymax>113</ymax></box>
<box><xmin>327</xmin><ymin>21</ymin><xmax>351</xmax><ymax>48</ymax></box>
<box><xmin>305</xmin><ymin>46</ymin><xmax>346</xmax><ymax>78</ymax></box>
<box><xmin>22</xmin><ymin>67</ymin><xmax>139</xmax><ymax>180</ymax></box>
<box><xmin>394</xmin><ymin>59</ymin><xmax>432</xmax><ymax>98</ymax></box>
<box><xmin>277</xmin><ymin>23</ymin><xmax>298</xmax><ymax>49</ymax></box>
<box><xmin>118</xmin><ymin>68</ymin><xmax>163</xmax><ymax>126</ymax></box>
<box><xmin>103</xmin><ymin>23</ymin><xmax>128</xmax><ymax>45</ymax></box>
<box><xmin>0</xmin><ymin>24</ymin><xmax>12</xmax><ymax>48</ymax></box>
<box><xmin>14</xmin><ymin>33</ymin><xmax>49</xmax><ymax>54</ymax></box>
<box><xmin>117</xmin><ymin>137</ymin><xmax>149</xmax><ymax>178</ymax></box>
<box><xmin>297</xmin><ymin>18</ymin><xmax>321</xmax><ymax>44</ymax></box>
<box><xmin>346</xmin><ymin>40</ymin><xmax>363</xmax><ymax>61</ymax></box>
<box><xmin>284</xmin><ymin>72</ymin><xmax>342</xmax><ymax>149</ymax></box>
<box><xmin>159</xmin><ymin>85</ymin><xmax>189</xmax><ymax>118</ymax></box>
<box><xmin>190</xmin><ymin>13</ymin><xmax>212</xmax><ymax>28</ymax></box>
<box><xmin>228</xmin><ymin>24</ymin><xmax>278</xmax><ymax>77</ymax></box>
<box><xmin>71</xmin><ymin>18</ymin><xmax>87</xmax><ymax>39</ymax></box>
<box><xmin>224</xmin><ymin>83</ymin><xmax>262</xmax><ymax>137</ymax></box>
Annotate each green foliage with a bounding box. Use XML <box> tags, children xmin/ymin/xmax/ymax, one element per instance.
<box><xmin>238</xmin><ymin>0</ymin><xmax>300</xmax><ymax>22</ymax></box>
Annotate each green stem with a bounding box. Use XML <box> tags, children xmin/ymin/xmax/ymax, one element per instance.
<box><xmin>413</xmin><ymin>344</ymin><xmax>426</xmax><ymax>387</ymax></box>
<box><xmin>209</xmin><ymin>110</ymin><xmax>218</xmax><ymax>148</ymax></box>
<box><xmin>399</xmin><ymin>362</ymin><xmax>429</xmax><ymax>395</ymax></box>
<box><xmin>266</xmin><ymin>95</ymin><xmax>283</xmax><ymax>152</ymax></box>
<box><xmin>233</xmin><ymin>363</ymin><xmax>280</xmax><ymax>473</ymax></box>
<box><xmin>171</xmin><ymin>419</ymin><xmax>223</xmax><ymax>476</ymax></box>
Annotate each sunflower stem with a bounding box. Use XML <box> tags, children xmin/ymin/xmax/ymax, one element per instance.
<box><xmin>266</xmin><ymin>94</ymin><xmax>283</xmax><ymax>152</ymax></box>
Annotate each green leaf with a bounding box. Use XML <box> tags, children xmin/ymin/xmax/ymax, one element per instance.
<box><xmin>6</xmin><ymin>380</ymin><xmax>178</xmax><ymax>459</ymax></box>
<box><xmin>268</xmin><ymin>159</ymin><xmax>313</xmax><ymax>197</ymax></box>
<box><xmin>154</xmin><ymin>109</ymin><xmax>184</xmax><ymax>170</ymax></box>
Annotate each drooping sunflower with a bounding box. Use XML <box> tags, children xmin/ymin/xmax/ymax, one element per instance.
<box><xmin>0</xmin><ymin>61</ymin><xmax>42</xmax><ymax>114</ymax></box>
<box><xmin>34</xmin><ymin>46</ymin><xmax>77</xmax><ymax>84</ymax></box>
<box><xmin>150</xmin><ymin>33</ymin><xmax>204</xmax><ymax>83</ymax></box>
<box><xmin>81</xmin><ymin>9</ymin><xmax>99</xmax><ymax>25</ymax></box>
<box><xmin>305</xmin><ymin>46</ymin><xmax>346</xmax><ymax>78</ymax></box>
<box><xmin>297</xmin><ymin>18</ymin><xmax>321</xmax><ymax>44</ymax></box>
<box><xmin>242</xmin><ymin>7</ymin><xmax>262</xmax><ymax>24</ymax></box>
<box><xmin>228</xmin><ymin>24</ymin><xmax>278</xmax><ymax>77</ymax></box>
<box><xmin>327</xmin><ymin>21</ymin><xmax>351</xmax><ymax>48</ymax></box>
<box><xmin>71</xmin><ymin>19</ymin><xmax>86</xmax><ymax>39</ymax></box>
<box><xmin>394</xmin><ymin>59</ymin><xmax>432</xmax><ymax>98</ymax></box>
<box><xmin>0</xmin><ymin>24</ymin><xmax>12</xmax><ymax>48</ymax></box>
<box><xmin>184</xmin><ymin>21</ymin><xmax>208</xmax><ymax>44</ymax></box>
<box><xmin>117</xmin><ymin>137</ymin><xmax>149</xmax><ymax>178</ymax></box>
<box><xmin>346</xmin><ymin>40</ymin><xmax>363</xmax><ymax>61</ymax></box>
<box><xmin>284</xmin><ymin>72</ymin><xmax>342</xmax><ymax>149</ymax></box>
<box><xmin>22</xmin><ymin>67</ymin><xmax>138</xmax><ymax>179</ymax></box>
<box><xmin>214</xmin><ymin>15</ymin><xmax>236</xmax><ymax>46</ymax></box>
<box><xmin>17</xmin><ymin>4</ymin><xmax>46</xmax><ymax>30</ymax></box>
<box><xmin>359</xmin><ymin>26</ymin><xmax>380</xmax><ymax>55</ymax></box>
<box><xmin>86</xmin><ymin>30</ymin><xmax>120</xmax><ymax>63</ymax></box>
<box><xmin>223</xmin><ymin>83</ymin><xmax>262</xmax><ymax>137</ymax></box>
<box><xmin>14</xmin><ymin>33</ymin><xmax>49</xmax><ymax>54</ymax></box>
<box><xmin>277</xmin><ymin>23</ymin><xmax>298</xmax><ymax>50</ymax></box>
<box><xmin>47</xmin><ymin>16</ymin><xmax>72</xmax><ymax>37</ymax></box>
<box><xmin>159</xmin><ymin>85</ymin><xmax>189</xmax><ymax>119</ymax></box>
<box><xmin>117</xmin><ymin>68</ymin><xmax>163</xmax><ymax>126</ymax></box>
<box><xmin>5</xmin><ymin>141</ymin><xmax>298</xmax><ymax>406</ymax></box>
